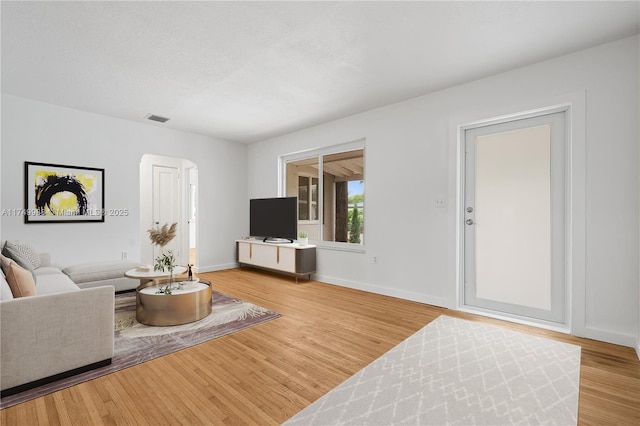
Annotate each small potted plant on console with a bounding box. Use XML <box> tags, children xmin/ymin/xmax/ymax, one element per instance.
<box><xmin>298</xmin><ymin>231</ymin><xmax>308</xmax><ymax>246</ymax></box>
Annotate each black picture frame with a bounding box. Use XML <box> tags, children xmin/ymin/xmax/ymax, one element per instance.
<box><xmin>24</xmin><ymin>161</ymin><xmax>105</xmax><ymax>223</ymax></box>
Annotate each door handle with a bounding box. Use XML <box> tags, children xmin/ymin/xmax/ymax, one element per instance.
<box><xmin>466</xmin><ymin>219</ymin><xmax>474</xmax><ymax>225</ymax></box>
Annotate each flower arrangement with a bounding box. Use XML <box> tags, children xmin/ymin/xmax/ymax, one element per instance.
<box><xmin>147</xmin><ymin>222</ymin><xmax>178</xmax><ymax>294</ymax></box>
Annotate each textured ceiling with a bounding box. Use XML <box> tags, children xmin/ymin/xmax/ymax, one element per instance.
<box><xmin>2</xmin><ymin>1</ymin><xmax>639</xmax><ymax>143</ymax></box>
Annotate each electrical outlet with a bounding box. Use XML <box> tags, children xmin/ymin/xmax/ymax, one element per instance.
<box><xmin>121</xmin><ymin>251</ymin><xmax>127</xmax><ymax>260</ymax></box>
<box><xmin>434</xmin><ymin>199</ymin><xmax>446</xmax><ymax>208</ymax></box>
<box><xmin>373</xmin><ymin>256</ymin><xmax>378</xmax><ymax>264</ymax></box>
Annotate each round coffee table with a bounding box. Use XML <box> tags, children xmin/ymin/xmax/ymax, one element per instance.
<box><xmin>125</xmin><ymin>266</ymin><xmax>187</xmax><ymax>285</ymax></box>
<box><xmin>135</xmin><ymin>278</ymin><xmax>212</xmax><ymax>326</ymax></box>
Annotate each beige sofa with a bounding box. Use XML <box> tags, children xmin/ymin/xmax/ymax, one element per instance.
<box><xmin>0</xmin><ymin>253</ymin><xmax>115</xmax><ymax>397</ymax></box>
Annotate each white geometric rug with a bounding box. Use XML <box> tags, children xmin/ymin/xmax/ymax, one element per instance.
<box><xmin>285</xmin><ymin>315</ymin><xmax>581</xmax><ymax>425</ymax></box>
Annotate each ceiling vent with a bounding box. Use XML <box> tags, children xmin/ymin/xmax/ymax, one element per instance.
<box><xmin>145</xmin><ymin>114</ymin><xmax>170</xmax><ymax>123</ymax></box>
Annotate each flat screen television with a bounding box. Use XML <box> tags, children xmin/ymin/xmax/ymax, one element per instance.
<box><xmin>250</xmin><ymin>197</ymin><xmax>298</xmax><ymax>243</ymax></box>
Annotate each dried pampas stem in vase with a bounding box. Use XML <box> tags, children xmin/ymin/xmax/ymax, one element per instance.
<box><xmin>148</xmin><ymin>222</ymin><xmax>177</xmax><ymax>247</ymax></box>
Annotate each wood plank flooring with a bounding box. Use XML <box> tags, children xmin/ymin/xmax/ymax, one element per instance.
<box><xmin>2</xmin><ymin>268</ymin><xmax>639</xmax><ymax>425</ymax></box>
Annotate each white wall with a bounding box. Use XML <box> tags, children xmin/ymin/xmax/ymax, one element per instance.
<box><xmin>1</xmin><ymin>95</ymin><xmax>247</xmax><ymax>271</ymax></box>
<box><xmin>247</xmin><ymin>36</ymin><xmax>640</xmax><ymax>347</ymax></box>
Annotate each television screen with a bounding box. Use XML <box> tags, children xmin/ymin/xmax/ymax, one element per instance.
<box><xmin>250</xmin><ymin>197</ymin><xmax>298</xmax><ymax>242</ymax></box>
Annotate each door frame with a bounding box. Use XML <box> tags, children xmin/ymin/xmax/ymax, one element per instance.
<box><xmin>139</xmin><ymin>154</ymin><xmax>198</xmax><ymax>267</ymax></box>
<box><xmin>454</xmin><ymin>97</ymin><xmax>586</xmax><ymax>336</ymax></box>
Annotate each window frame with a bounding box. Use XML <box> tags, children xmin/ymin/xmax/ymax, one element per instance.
<box><xmin>279</xmin><ymin>139</ymin><xmax>366</xmax><ymax>253</ymax></box>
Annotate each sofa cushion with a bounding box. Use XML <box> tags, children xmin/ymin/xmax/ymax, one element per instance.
<box><xmin>0</xmin><ymin>255</ymin><xmax>18</xmax><ymax>298</ymax></box>
<box><xmin>35</xmin><ymin>274</ymin><xmax>79</xmax><ymax>295</ymax></box>
<box><xmin>34</xmin><ymin>267</ymin><xmax>65</xmax><ymax>277</ymax></box>
<box><xmin>5</xmin><ymin>262</ymin><xmax>37</xmax><ymax>298</ymax></box>
<box><xmin>0</xmin><ymin>254</ymin><xmax>11</xmax><ymax>274</ymax></box>
<box><xmin>62</xmin><ymin>260</ymin><xmax>140</xmax><ymax>284</ymax></box>
<box><xmin>1</xmin><ymin>271</ymin><xmax>14</xmax><ymax>301</ymax></box>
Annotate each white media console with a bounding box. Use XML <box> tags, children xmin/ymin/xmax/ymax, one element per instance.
<box><xmin>236</xmin><ymin>239</ymin><xmax>316</xmax><ymax>280</ymax></box>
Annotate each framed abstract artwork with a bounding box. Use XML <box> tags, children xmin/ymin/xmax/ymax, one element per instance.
<box><xmin>24</xmin><ymin>162</ymin><xmax>105</xmax><ymax>223</ymax></box>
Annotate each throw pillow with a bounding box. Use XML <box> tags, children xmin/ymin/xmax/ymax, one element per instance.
<box><xmin>0</xmin><ymin>256</ymin><xmax>14</xmax><ymax>301</ymax></box>
<box><xmin>5</xmin><ymin>261</ymin><xmax>37</xmax><ymax>298</ymax></box>
<box><xmin>0</xmin><ymin>253</ymin><xmax>12</xmax><ymax>274</ymax></box>
<box><xmin>1</xmin><ymin>273</ymin><xmax>14</xmax><ymax>301</ymax></box>
<box><xmin>2</xmin><ymin>241</ymin><xmax>38</xmax><ymax>283</ymax></box>
<box><xmin>2</xmin><ymin>240</ymin><xmax>41</xmax><ymax>269</ymax></box>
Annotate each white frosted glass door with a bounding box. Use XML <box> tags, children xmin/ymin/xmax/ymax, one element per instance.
<box><xmin>463</xmin><ymin>112</ymin><xmax>566</xmax><ymax>324</ymax></box>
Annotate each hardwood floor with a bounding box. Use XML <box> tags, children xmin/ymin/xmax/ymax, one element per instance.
<box><xmin>2</xmin><ymin>268</ymin><xmax>639</xmax><ymax>425</ymax></box>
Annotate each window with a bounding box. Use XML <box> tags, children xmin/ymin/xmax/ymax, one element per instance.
<box><xmin>282</xmin><ymin>141</ymin><xmax>364</xmax><ymax>247</ymax></box>
<box><xmin>297</xmin><ymin>176</ymin><xmax>318</xmax><ymax>221</ymax></box>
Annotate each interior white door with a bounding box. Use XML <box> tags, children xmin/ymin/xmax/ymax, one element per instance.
<box><xmin>152</xmin><ymin>164</ymin><xmax>181</xmax><ymax>262</ymax></box>
<box><xmin>463</xmin><ymin>111</ymin><xmax>566</xmax><ymax>324</ymax></box>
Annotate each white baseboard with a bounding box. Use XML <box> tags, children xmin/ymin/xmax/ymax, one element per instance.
<box><xmin>636</xmin><ymin>339</ymin><xmax>640</xmax><ymax>361</ymax></box>
<box><xmin>196</xmin><ymin>262</ymin><xmax>237</xmax><ymax>273</ymax></box>
<box><xmin>312</xmin><ymin>273</ymin><xmax>450</xmax><ymax>308</ymax></box>
<box><xmin>582</xmin><ymin>326</ymin><xmax>638</xmax><ymax>349</ymax></box>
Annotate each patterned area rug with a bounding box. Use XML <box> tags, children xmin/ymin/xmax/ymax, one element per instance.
<box><xmin>285</xmin><ymin>315</ymin><xmax>581</xmax><ymax>426</ymax></box>
<box><xmin>1</xmin><ymin>290</ymin><xmax>281</xmax><ymax>409</ymax></box>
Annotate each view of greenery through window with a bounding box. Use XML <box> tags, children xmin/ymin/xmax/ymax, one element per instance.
<box><xmin>347</xmin><ymin>180</ymin><xmax>364</xmax><ymax>244</ymax></box>
<box><xmin>285</xmin><ymin>148</ymin><xmax>364</xmax><ymax>245</ymax></box>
